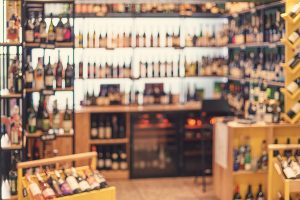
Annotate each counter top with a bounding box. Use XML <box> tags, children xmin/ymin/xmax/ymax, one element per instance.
<box><xmin>226</xmin><ymin>121</ymin><xmax>300</xmax><ymax>129</ymax></box>
<box><xmin>76</xmin><ymin>102</ymin><xmax>202</xmax><ymax>113</ymax></box>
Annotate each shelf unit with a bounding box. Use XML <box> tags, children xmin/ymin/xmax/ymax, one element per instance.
<box><xmin>280</xmin><ymin>0</ymin><xmax>300</xmax><ymax>124</ymax></box>
<box><xmin>213</xmin><ymin>120</ymin><xmax>300</xmax><ymax>200</ymax></box>
<box><xmin>268</xmin><ymin>144</ymin><xmax>300</xmax><ymax>200</ymax></box>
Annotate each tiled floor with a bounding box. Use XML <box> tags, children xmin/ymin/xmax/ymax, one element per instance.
<box><xmin>110</xmin><ymin>177</ymin><xmax>217</xmax><ymax>200</ymax></box>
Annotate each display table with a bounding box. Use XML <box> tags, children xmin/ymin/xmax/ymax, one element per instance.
<box><xmin>213</xmin><ymin>120</ymin><xmax>300</xmax><ymax>200</ymax></box>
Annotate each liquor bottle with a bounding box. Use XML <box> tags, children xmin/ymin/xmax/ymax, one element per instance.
<box><xmin>105</xmin><ymin>117</ymin><xmax>112</xmax><ymax>139</ymax></box>
<box><xmin>56</xmin><ymin>51</ymin><xmax>63</xmax><ymax>88</ymax></box>
<box><xmin>233</xmin><ymin>185</ymin><xmax>242</xmax><ymax>200</ymax></box>
<box><xmin>48</xmin><ymin>13</ymin><xmax>55</xmax><ymax>46</ymax></box>
<box><xmin>28</xmin><ymin>99</ymin><xmax>37</xmax><ymax>133</ymax></box>
<box><xmin>25</xmin><ymin>55</ymin><xmax>34</xmax><ymax>88</ymax></box>
<box><xmin>36</xmin><ymin>98</ymin><xmax>44</xmax><ymax>130</ymax></box>
<box><xmin>52</xmin><ymin>100</ymin><xmax>60</xmax><ymax>134</ymax></box>
<box><xmin>26</xmin><ymin>175</ymin><xmax>45</xmax><ymax>200</ymax></box>
<box><xmin>44</xmin><ymin>57</ymin><xmax>54</xmax><ymax>89</ymax></box>
<box><xmin>36</xmin><ymin>173</ymin><xmax>56</xmax><ymax>199</ymax></box>
<box><xmin>284</xmin><ymin>138</ymin><xmax>293</xmax><ymax>158</ymax></box>
<box><xmin>8</xmin><ymin>156</ymin><xmax>17</xmax><ymax>195</ymax></box>
<box><xmin>290</xmin><ymin>2</ymin><xmax>300</xmax><ymax>18</ymax></box>
<box><xmin>42</xmin><ymin>99</ymin><xmax>50</xmax><ymax>132</ymax></box>
<box><xmin>98</xmin><ymin>117</ymin><xmax>105</xmax><ymax>139</ymax></box>
<box><xmin>45</xmin><ymin>171</ymin><xmax>63</xmax><ymax>197</ymax></box>
<box><xmin>39</xmin><ymin>14</ymin><xmax>47</xmax><ymax>46</ymax></box>
<box><xmin>65</xmin><ymin>56</ymin><xmax>74</xmax><ymax>88</ymax></box>
<box><xmin>71</xmin><ymin>168</ymin><xmax>91</xmax><ymax>192</ymax></box>
<box><xmin>111</xmin><ymin>146</ymin><xmax>119</xmax><ymax>170</ymax></box>
<box><xmin>120</xmin><ymin>146</ymin><xmax>128</xmax><ymax>170</ymax></box>
<box><xmin>90</xmin><ymin>116</ymin><xmax>98</xmax><ymax>139</ymax></box>
<box><xmin>25</xmin><ymin>14</ymin><xmax>34</xmax><ymax>43</ymax></box>
<box><xmin>63</xmin><ymin>99</ymin><xmax>72</xmax><ymax>133</ymax></box>
<box><xmin>14</xmin><ymin>62</ymin><xmax>23</xmax><ymax>93</ymax></box>
<box><xmin>54</xmin><ymin>170</ymin><xmax>73</xmax><ymax>196</ymax></box>
<box><xmin>64</xmin><ymin>15</ymin><xmax>72</xmax><ymax>42</ymax></box>
<box><xmin>64</xmin><ymin>169</ymin><xmax>81</xmax><ymax>194</ymax></box>
<box><xmin>84</xmin><ymin>170</ymin><xmax>100</xmax><ymax>190</ymax></box>
<box><xmin>33</xmin><ymin>12</ymin><xmax>40</xmax><ymax>43</ymax></box>
<box><xmin>277</xmin><ymin>154</ymin><xmax>296</xmax><ymax>179</ymax></box>
<box><xmin>256</xmin><ymin>184</ymin><xmax>264</xmax><ymax>200</ymax></box>
<box><xmin>56</xmin><ymin>15</ymin><xmax>64</xmax><ymax>42</ymax></box>
<box><xmin>97</xmin><ymin>146</ymin><xmax>105</xmax><ymax>170</ymax></box>
<box><xmin>105</xmin><ymin>146</ymin><xmax>112</xmax><ymax>170</ymax></box>
<box><xmin>288</xmin><ymin>28</ymin><xmax>300</xmax><ymax>44</ymax></box>
<box><xmin>287</xmin><ymin>78</ymin><xmax>300</xmax><ymax>95</ymax></box>
<box><xmin>35</xmin><ymin>57</ymin><xmax>44</xmax><ymax>90</ymax></box>
<box><xmin>287</xmin><ymin>101</ymin><xmax>300</xmax><ymax>119</ymax></box>
<box><xmin>245</xmin><ymin>185</ymin><xmax>254</xmax><ymax>200</ymax></box>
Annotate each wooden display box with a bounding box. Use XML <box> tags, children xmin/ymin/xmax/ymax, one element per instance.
<box><xmin>268</xmin><ymin>144</ymin><xmax>300</xmax><ymax>200</ymax></box>
<box><xmin>213</xmin><ymin>120</ymin><xmax>300</xmax><ymax>200</ymax></box>
<box><xmin>17</xmin><ymin>152</ymin><xmax>116</xmax><ymax>200</ymax></box>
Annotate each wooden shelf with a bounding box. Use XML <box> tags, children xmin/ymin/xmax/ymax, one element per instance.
<box><xmin>2</xmin><ymin>144</ymin><xmax>22</xmax><ymax>150</ymax></box>
<box><xmin>25</xmin><ymin>87</ymin><xmax>74</xmax><ymax>93</ymax></box>
<box><xmin>76</xmin><ymin>102</ymin><xmax>201</xmax><ymax>113</ymax></box>
<box><xmin>26</xmin><ymin>131</ymin><xmax>74</xmax><ymax>138</ymax></box>
<box><xmin>90</xmin><ymin>138</ymin><xmax>129</xmax><ymax>145</ymax></box>
<box><xmin>228</xmin><ymin>77</ymin><xmax>284</xmax><ymax>87</ymax></box>
<box><xmin>1</xmin><ymin>93</ymin><xmax>22</xmax><ymax>98</ymax></box>
<box><xmin>24</xmin><ymin>42</ymin><xmax>73</xmax><ymax>48</ymax></box>
<box><xmin>0</xmin><ymin>42</ymin><xmax>21</xmax><ymax>47</ymax></box>
<box><xmin>228</xmin><ymin>41</ymin><xmax>282</xmax><ymax>49</ymax></box>
<box><xmin>233</xmin><ymin>170</ymin><xmax>267</xmax><ymax>176</ymax></box>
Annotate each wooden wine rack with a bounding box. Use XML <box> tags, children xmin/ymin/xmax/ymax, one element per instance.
<box><xmin>268</xmin><ymin>144</ymin><xmax>300</xmax><ymax>200</ymax></box>
<box><xmin>280</xmin><ymin>0</ymin><xmax>300</xmax><ymax>124</ymax></box>
<box><xmin>17</xmin><ymin>152</ymin><xmax>116</xmax><ymax>200</ymax></box>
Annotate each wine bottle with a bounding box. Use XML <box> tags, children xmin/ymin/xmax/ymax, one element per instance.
<box><xmin>33</xmin><ymin>12</ymin><xmax>40</xmax><ymax>43</ymax></box>
<box><xmin>91</xmin><ymin>170</ymin><xmax>108</xmax><ymax>188</ymax></box>
<box><xmin>64</xmin><ymin>169</ymin><xmax>81</xmax><ymax>194</ymax></box>
<box><xmin>42</xmin><ymin>99</ymin><xmax>50</xmax><ymax>132</ymax></box>
<box><xmin>91</xmin><ymin>116</ymin><xmax>98</xmax><ymax>139</ymax></box>
<box><xmin>25</xmin><ymin>55</ymin><xmax>34</xmax><ymax>88</ymax></box>
<box><xmin>105</xmin><ymin>117</ymin><xmax>112</xmax><ymax>139</ymax></box>
<box><xmin>48</xmin><ymin>13</ymin><xmax>55</xmax><ymax>46</ymax></box>
<box><xmin>84</xmin><ymin>170</ymin><xmax>100</xmax><ymax>190</ymax></box>
<box><xmin>120</xmin><ymin>146</ymin><xmax>128</xmax><ymax>170</ymax></box>
<box><xmin>39</xmin><ymin>14</ymin><xmax>47</xmax><ymax>47</ymax></box>
<box><xmin>56</xmin><ymin>15</ymin><xmax>64</xmax><ymax>42</ymax></box>
<box><xmin>71</xmin><ymin>168</ymin><xmax>91</xmax><ymax>192</ymax></box>
<box><xmin>54</xmin><ymin>170</ymin><xmax>73</xmax><ymax>196</ymax></box>
<box><xmin>98</xmin><ymin>117</ymin><xmax>105</xmax><ymax>139</ymax></box>
<box><xmin>8</xmin><ymin>156</ymin><xmax>17</xmax><ymax>195</ymax></box>
<box><xmin>287</xmin><ymin>78</ymin><xmax>300</xmax><ymax>94</ymax></box>
<box><xmin>290</xmin><ymin>3</ymin><xmax>300</xmax><ymax>18</ymax></box>
<box><xmin>233</xmin><ymin>185</ymin><xmax>242</xmax><ymax>200</ymax></box>
<box><xmin>245</xmin><ymin>185</ymin><xmax>254</xmax><ymax>200</ymax></box>
<box><xmin>105</xmin><ymin>146</ymin><xmax>112</xmax><ymax>170</ymax></box>
<box><xmin>44</xmin><ymin>56</ymin><xmax>54</xmax><ymax>90</ymax></box>
<box><xmin>287</xmin><ymin>101</ymin><xmax>300</xmax><ymax>119</ymax></box>
<box><xmin>284</xmin><ymin>138</ymin><xmax>293</xmax><ymax>158</ymax></box>
<box><xmin>56</xmin><ymin>51</ymin><xmax>63</xmax><ymax>89</ymax></box>
<box><xmin>44</xmin><ymin>170</ymin><xmax>63</xmax><ymax>197</ymax></box>
<box><xmin>97</xmin><ymin>146</ymin><xmax>105</xmax><ymax>170</ymax></box>
<box><xmin>36</xmin><ymin>98</ymin><xmax>43</xmax><ymax>131</ymax></box>
<box><xmin>35</xmin><ymin>57</ymin><xmax>44</xmax><ymax>90</ymax></box>
<box><xmin>25</xmin><ymin>13</ymin><xmax>34</xmax><ymax>43</ymax></box>
<box><xmin>273</xmin><ymin>138</ymin><xmax>279</xmax><ymax>157</ymax></box>
<box><xmin>28</xmin><ymin>98</ymin><xmax>37</xmax><ymax>133</ymax></box>
<box><xmin>32</xmin><ymin>139</ymin><xmax>40</xmax><ymax>160</ymax></box>
<box><xmin>64</xmin><ymin>15</ymin><xmax>72</xmax><ymax>42</ymax></box>
<box><xmin>26</xmin><ymin>175</ymin><xmax>45</xmax><ymax>200</ymax></box>
<box><xmin>52</xmin><ymin>100</ymin><xmax>60</xmax><ymax>134</ymax></box>
<box><xmin>36</xmin><ymin>173</ymin><xmax>56</xmax><ymax>199</ymax></box>
<box><xmin>63</xmin><ymin>99</ymin><xmax>72</xmax><ymax>133</ymax></box>
<box><xmin>79</xmin><ymin>60</ymin><xmax>83</xmax><ymax>79</ymax></box>
<box><xmin>288</xmin><ymin>28</ymin><xmax>300</xmax><ymax>44</ymax></box>
<box><xmin>277</xmin><ymin>155</ymin><xmax>296</xmax><ymax>179</ymax></box>
<box><xmin>256</xmin><ymin>184</ymin><xmax>264</xmax><ymax>200</ymax></box>
<box><xmin>65</xmin><ymin>56</ymin><xmax>74</xmax><ymax>88</ymax></box>
<box><xmin>14</xmin><ymin>61</ymin><xmax>23</xmax><ymax>93</ymax></box>
<box><xmin>111</xmin><ymin>146</ymin><xmax>119</xmax><ymax>170</ymax></box>
<box><xmin>287</xmin><ymin>53</ymin><xmax>300</xmax><ymax>69</ymax></box>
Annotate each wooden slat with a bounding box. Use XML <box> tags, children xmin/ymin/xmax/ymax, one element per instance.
<box><xmin>90</xmin><ymin>138</ymin><xmax>129</xmax><ymax>145</ymax></box>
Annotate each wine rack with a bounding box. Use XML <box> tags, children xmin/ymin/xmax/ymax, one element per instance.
<box><xmin>268</xmin><ymin>144</ymin><xmax>300</xmax><ymax>200</ymax></box>
<box><xmin>280</xmin><ymin>0</ymin><xmax>300</xmax><ymax>124</ymax></box>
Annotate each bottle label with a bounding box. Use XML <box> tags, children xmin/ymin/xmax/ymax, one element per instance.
<box><xmin>91</xmin><ymin>128</ymin><xmax>98</xmax><ymax>137</ymax></box>
<box><xmin>98</xmin><ymin>159</ymin><xmax>105</xmax><ymax>168</ymax></box>
<box><xmin>292</xmin><ymin>103</ymin><xmax>300</xmax><ymax>113</ymax></box>
<box><xmin>9</xmin><ymin>179</ymin><xmax>17</xmax><ymax>193</ymax></box>
<box><xmin>105</xmin><ymin>159</ymin><xmax>112</xmax><ymax>167</ymax></box>
<box><xmin>42</xmin><ymin>188</ymin><xmax>55</xmax><ymax>198</ymax></box>
<box><xmin>287</xmin><ymin>81</ymin><xmax>298</xmax><ymax>94</ymax></box>
<box><xmin>43</xmin><ymin>119</ymin><xmax>50</xmax><ymax>131</ymax></box>
<box><xmin>66</xmin><ymin>176</ymin><xmax>80</xmax><ymax>191</ymax></box>
<box><xmin>289</xmin><ymin>32</ymin><xmax>299</xmax><ymax>43</ymax></box>
<box><xmin>48</xmin><ymin>32</ymin><xmax>55</xmax><ymax>43</ymax></box>
<box><xmin>63</xmin><ymin>120</ymin><xmax>72</xmax><ymax>132</ymax></box>
<box><xmin>29</xmin><ymin>183</ymin><xmax>42</xmax><ymax>196</ymax></box>
<box><xmin>25</xmin><ymin>30</ymin><xmax>34</xmax><ymax>42</ymax></box>
<box><xmin>120</xmin><ymin>162</ymin><xmax>128</xmax><ymax>170</ymax></box>
<box><xmin>112</xmin><ymin>162</ymin><xmax>119</xmax><ymax>170</ymax></box>
<box><xmin>79</xmin><ymin>181</ymin><xmax>90</xmax><ymax>191</ymax></box>
<box><xmin>29</xmin><ymin>116</ymin><xmax>36</xmax><ymax>127</ymax></box>
<box><xmin>45</xmin><ymin>75</ymin><xmax>54</xmax><ymax>87</ymax></box>
<box><xmin>26</xmin><ymin>71</ymin><xmax>33</xmax><ymax>83</ymax></box>
<box><xmin>105</xmin><ymin>128</ymin><xmax>112</xmax><ymax>138</ymax></box>
<box><xmin>284</xmin><ymin>167</ymin><xmax>296</xmax><ymax>179</ymax></box>
<box><xmin>53</xmin><ymin>114</ymin><xmax>60</xmax><ymax>129</ymax></box>
<box><xmin>56</xmin><ymin>27</ymin><xmax>64</xmax><ymax>42</ymax></box>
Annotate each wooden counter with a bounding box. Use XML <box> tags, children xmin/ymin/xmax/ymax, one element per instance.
<box><xmin>75</xmin><ymin>102</ymin><xmax>202</xmax><ymax>113</ymax></box>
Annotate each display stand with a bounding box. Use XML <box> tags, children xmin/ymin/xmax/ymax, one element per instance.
<box><xmin>17</xmin><ymin>152</ymin><xmax>116</xmax><ymax>200</ymax></box>
<box><xmin>213</xmin><ymin>120</ymin><xmax>300</xmax><ymax>200</ymax></box>
<box><xmin>280</xmin><ymin>0</ymin><xmax>300</xmax><ymax>124</ymax></box>
<box><xmin>268</xmin><ymin>144</ymin><xmax>300</xmax><ymax>200</ymax></box>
